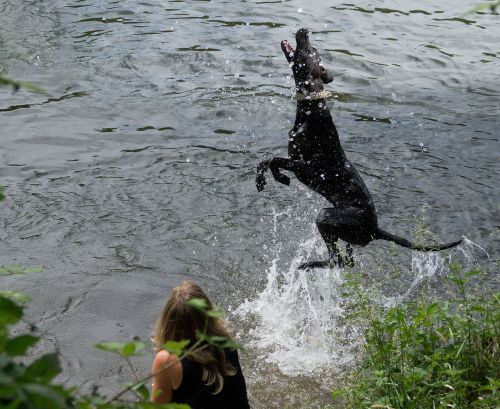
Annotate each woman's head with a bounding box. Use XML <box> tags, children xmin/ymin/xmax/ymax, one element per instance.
<box><xmin>152</xmin><ymin>280</ymin><xmax>235</xmax><ymax>393</ymax></box>
<box><xmin>153</xmin><ymin>280</ymin><xmax>217</xmax><ymax>348</ymax></box>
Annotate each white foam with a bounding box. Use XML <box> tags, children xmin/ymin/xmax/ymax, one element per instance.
<box><xmin>235</xmin><ymin>209</ymin><xmax>360</xmax><ymax>376</ymax></box>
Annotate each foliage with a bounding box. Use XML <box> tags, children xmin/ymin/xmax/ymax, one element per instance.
<box><xmin>0</xmin><ymin>294</ymin><xmax>72</xmax><ymax>409</ymax></box>
<box><xmin>0</xmin><ymin>289</ymin><xmax>236</xmax><ymax>409</ymax></box>
<box><xmin>333</xmin><ymin>267</ymin><xmax>499</xmax><ymax>409</ymax></box>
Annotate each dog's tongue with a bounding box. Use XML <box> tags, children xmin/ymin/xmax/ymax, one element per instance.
<box><xmin>281</xmin><ymin>40</ymin><xmax>295</xmax><ymax>59</ymax></box>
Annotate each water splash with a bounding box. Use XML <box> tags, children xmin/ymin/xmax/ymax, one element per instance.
<box><xmin>235</xmin><ymin>209</ymin><xmax>360</xmax><ymax>376</ymax></box>
<box><xmin>235</xmin><ymin>246</ymin><xmax>356</xmax><ymax>375</ymax></box>
<box><xmin>235</xmin><ymin>207</ymin><xmax>485</xmax><ymax>378</ymax></box>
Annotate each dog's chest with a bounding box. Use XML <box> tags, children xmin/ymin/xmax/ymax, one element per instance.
<box><xmin>288</xmin><ymin>126</ymin><xmax>336</xmax><ymax>160</ymax></box>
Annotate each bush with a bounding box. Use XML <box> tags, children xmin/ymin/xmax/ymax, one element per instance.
<box><xmin>334</xmin><ymin>267</ymin><xmax>499</xmax><ymax>408</ymax></box>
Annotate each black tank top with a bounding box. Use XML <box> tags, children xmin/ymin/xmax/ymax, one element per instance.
<box><xmin>171</xmin><ymin>349</ymin><xmax>250</xmax><ymax>409</ymax></box>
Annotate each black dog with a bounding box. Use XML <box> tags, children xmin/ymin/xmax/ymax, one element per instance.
<box><xmin>256</xmin><ymin>28</ymin><xmax>461</xmax><ymax>269</ymax></box>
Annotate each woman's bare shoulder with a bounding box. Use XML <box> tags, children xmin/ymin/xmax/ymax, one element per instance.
<box><xmin>153</xmin><ymin>350</ymin><xmax>180</xmax><ymax>370</ymax></box>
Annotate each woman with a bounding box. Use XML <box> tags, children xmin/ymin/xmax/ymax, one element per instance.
<box><xmin>151</xmin><ymin>280</ymin><xmax>250</xmax><ymax>408</ymax></box>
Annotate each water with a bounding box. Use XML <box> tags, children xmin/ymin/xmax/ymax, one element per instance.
<box><xmin>1</xmin><ymin>1</ymin><xmax>499</xmax><ymax>407</ymax></box>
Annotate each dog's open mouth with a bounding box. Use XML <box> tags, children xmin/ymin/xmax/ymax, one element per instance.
<box><xmin>281</xmin><ymin>40</ymin><xmax>295</xmax><ymax>62</ymax></box>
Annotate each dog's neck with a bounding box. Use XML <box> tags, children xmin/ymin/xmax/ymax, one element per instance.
<box><xmin>295</xmin><ymin>90</ymin><xmax>331</xmax><ymax>101</ymax></box>
<box><xmin>296</xmin><ymin>97</ymin><xmax>330</xmax><ymax>116</ymax></box>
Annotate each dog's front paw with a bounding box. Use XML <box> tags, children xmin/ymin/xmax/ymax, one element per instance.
<box><xmin>256</xmin><ymin>173</ymin><xmax>266</xmax><ymax>191</ymax></box>
<box><xmin>275</xmin><ymin>174</ymin><xmax>290</xmax><ymax>186</ymax></box>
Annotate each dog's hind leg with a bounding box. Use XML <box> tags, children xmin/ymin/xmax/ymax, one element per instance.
<box><xmin>298</xmin><ymin>240</ymin><xmax>341</xmax><ymax>270</ymax></box>
<box><xmin>298</xmin><ymin>207</ymin><xmax>376</xmax><ymax>269</ymax></box>
<box><xmin>298</xmin><ymin>209</ymin><xmax>342</xmax><ymax>270</ymax></box>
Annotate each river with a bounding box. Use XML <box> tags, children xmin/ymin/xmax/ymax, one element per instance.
<box><xmin>1</xmin><ymin>0</ymin><xmax>499</xmax><ymax>407</ymax></box>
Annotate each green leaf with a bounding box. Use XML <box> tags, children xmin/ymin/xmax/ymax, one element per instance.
<box><xmin>426</xmin><ymin>303</ymin><xmax>439</xmax><ymax>316</ymax></box>
<box><xmin>0</xmin><ymin>186</ymin><xmax>4</xmax><ymax>201</ymax></box>
<box><xmin>195</xmin><ymin>330</ymin><xmax>206</xmax><ymax>341</ymax></box>
<box><xmin>221</xmin><ymin>339</ymin><xmax>241</xmax><ymax>350</ymax></box>
<box><xmin>0</xmin><ymin>291</ymin><xmax>32</xmax><ymax>304</ymax></box>
<box><xmin>0</xmin><ymin>75</ymin><xmax>47</xmax><ymax>94</ymax></box>
<box><xmin>95</xmin><ymin>341</ymin><xmax>145</xmax><ymax>357</ymax></box>
<box><xmin>22</xmin><ymin>383</ymin><xmax>68</xmax><ymax>408</ymax></box>
<box><xmin>187</xmin><ymin>298</ymin><xmax>208</xmax><ymax>311</ymax></box>
<box><xmin>0</xmin><ymin>295</ymin><xmax>23</xmax><ymax>325</ymax></box>
<box><xmin>0</xmin><ymin>264</ymin><xmax>43</xmax><ymax>276</ymax></box>
<box><xmin>132</xmin><ymin>381</ymin><xmax>150</xmax><ymax>400</ymax></box>
<box><xmin>122</xmin><ymin>341</ymin><xmax>145</xmax><ymax>357</ymax></box>
<box><xmin>331</xmin><ymin>388</ymin><xmax>347</xmax><ymax>400</ymax></box>
<box><xmin>206</xmin><ymin>335</ymin><xmax>227</xmax><ymax>344</ymax></box>
<box><xmin>5</xmin><ymin>335</ymin><xmax>39</xmax><ymax>356</ymax></box>
<box><xmin>164</xmin><ymin>339</ymin><xmax>190</xmax><ymax>356</ymax></box>
<box><xmin>24</xmin><ymin>353</ymin><xmax>61</xmax><ymax>382</ymax></box>
<box><xmin>206</xmin><ymin>309</ymin><xmax>224</xmax><ymax>318</ymax></box>
<box><xmin>95</xmin><ymin>341</ymin><xmax>125</xmax><ymax>355</ymax></box>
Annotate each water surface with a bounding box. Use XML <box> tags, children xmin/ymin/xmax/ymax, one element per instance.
<box><xmin>1</xmin><ymin>0</ymin><xmax>499</xmax><ymax>407</ymax></box>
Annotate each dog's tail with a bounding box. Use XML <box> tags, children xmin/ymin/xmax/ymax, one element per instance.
<box><xmin>375</xmin><ymin>228</ymin><xmax>462</xmax><ymax>251</ymax></box>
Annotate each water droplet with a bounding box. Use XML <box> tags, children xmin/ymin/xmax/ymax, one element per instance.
<box><xmin>419</xmin><ymin>142</ymin><xmax>424</xmax><ymax>147</ymax></box>
<box><xmin>186</xmin><ymin>158</ymin><xmax>190</xmax><ymax>162</ymax></box>
<box><xmin>298</xmin><ymin>7</ymin><xmax>303</xmax><ymax>13</ymax></box>
<box><xmin>306</xmin><ymin>111</ymin><xmax>311</xmax><ymax>115</ymax></box>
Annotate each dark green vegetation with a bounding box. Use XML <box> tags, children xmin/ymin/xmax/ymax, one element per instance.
<box><xmin>333</xmin><ymin>267</ymin><xmax>499</xmax><ymax>408</ymax></box>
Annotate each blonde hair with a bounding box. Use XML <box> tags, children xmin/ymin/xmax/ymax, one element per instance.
<box><xmin>152</xmin><ymin>281</ymin><xmax>236</xmax><ymax>394</ymax></box>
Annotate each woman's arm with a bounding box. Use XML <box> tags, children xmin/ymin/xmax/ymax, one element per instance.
<box><xmin>151</xmin><ymin>350</ymin><xmax>182</xmax><ymax>403</ymax></box>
